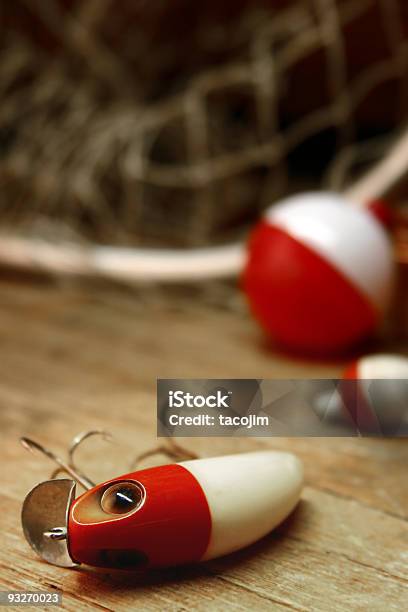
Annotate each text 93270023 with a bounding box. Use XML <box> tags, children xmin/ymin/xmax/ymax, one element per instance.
<box><xmin>0</xmin><ymin>592</ymin><xmax>62</xmax><ymax>606</ymax></box>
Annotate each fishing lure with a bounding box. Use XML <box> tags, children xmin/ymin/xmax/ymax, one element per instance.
<box><xmin>21</xmin><ymin>432</ymin><xmax>303</xmax><ymax>570</ymax></box>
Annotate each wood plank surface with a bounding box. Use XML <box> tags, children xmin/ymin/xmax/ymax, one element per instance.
<box><xmin>0</xmin><ymin>279</ymin><xmax>407</xmax><ymax>611</ymax></box>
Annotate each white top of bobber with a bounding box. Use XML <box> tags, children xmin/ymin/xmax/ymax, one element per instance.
<box><xmin>264</xmin><ymin>192</ymin><xmax>395</xmax><ymax>313</ymax></box>
<box><xmin>357</xmin><ymin>354</ymin><xmax>408</xmax><ymax>379</ymax></box>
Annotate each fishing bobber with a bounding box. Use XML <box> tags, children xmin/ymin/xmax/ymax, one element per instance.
<box><xmin>340</xmin><ymin>354</ymin><xmax>408</xmax><ymax>434</ymax></box>
<box><xmin>243</xmin><ymin>193</ymin><xmax>395</xmax><ymax>355</ymax></box>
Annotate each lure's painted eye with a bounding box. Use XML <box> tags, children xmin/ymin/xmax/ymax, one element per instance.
<box><xmin>100</xmin><ymin>481</ymin><xmax>144</xmax><ymax>515</ymax></box>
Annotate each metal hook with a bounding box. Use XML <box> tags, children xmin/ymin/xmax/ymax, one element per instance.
<box><xmin>21</xmin><ymin>431</ymin><xmax>197</xmax><ymax>487</ymax></box>
<box><xmin>20</xmin><ymin>430</ymin><xmax>112</xmax><ymax>491</ymax></box>
<box><xmin>68</xmin><ymin>430</ymin><xmax>112</xmax><ymax>465</ymax></box>
<box><xmin>66</xmin><ymin>429</ymin><xmax>112</xmax><ymax>488</ymax></box>
<box><xmin>130</xmin><ymin>439</ymin><xmax>198</xmax><ymax>470</ymax></box>
<box><xmin>20</xmin><ymin>437</ymin><xmax>93</xmax><ymax>491</ymax></box>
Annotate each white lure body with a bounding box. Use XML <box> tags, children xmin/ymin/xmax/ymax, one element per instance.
<box><xmin>181</xmin><ymin>451</ymin><xmax>304</xmax><ymax>560</ymax></box>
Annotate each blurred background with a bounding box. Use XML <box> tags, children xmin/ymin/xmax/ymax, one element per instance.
<box><xmin>0</xmin><ymin>0</ymin><xmax>407</xmax><ymax>343</ymax></box>
<box><xmin>1</xmin><ymin>5</ymin><xmax>408</xmax><ymax>608</ymax></box>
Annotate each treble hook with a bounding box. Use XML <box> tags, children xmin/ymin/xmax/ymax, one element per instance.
<box><xmin>20</xmin><ymin>430</ymin><xmax>111</xmax><ymax>490</ymax></box>
<box><xmin>21</xmin><ymin>431</ymin><xmax>197</xmax><ymax>487</ymax></box>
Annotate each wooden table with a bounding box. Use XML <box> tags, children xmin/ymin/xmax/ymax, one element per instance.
<box><xmin>0</xmin><ymin>279</ymin><xmax>407</xmax><ymax>611</ymax></box>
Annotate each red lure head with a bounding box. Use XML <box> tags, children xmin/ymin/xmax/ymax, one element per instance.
<box><xmin>21</xmin><ymin>434</ymin><xmax>211</xmax><ymax>570</ymax></box>
<box><xmin>67</xmin><ymin>463</ymin><xmax>211</xmax><ymax>569</ymax></box>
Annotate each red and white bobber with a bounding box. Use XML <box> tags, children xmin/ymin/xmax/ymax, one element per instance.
<box><xmin>22</xmin><ymin>451</ymin><xmax>303</xmax><ymax>569</ymax></box>
<box><xmin>340</xmin><ymin>353</ymin><xmax>408</xmax><ymax>433</ymax></box>
<box><xmin>243</xmin><ymin>193</ymin><xmax>395</xmax><ymax>355</ymax></box>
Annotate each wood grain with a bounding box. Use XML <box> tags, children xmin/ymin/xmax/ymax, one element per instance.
<box><xmin>0</xmin><ymin>280</ymin><xmax>407</xmax><ymax>611</ymax></box>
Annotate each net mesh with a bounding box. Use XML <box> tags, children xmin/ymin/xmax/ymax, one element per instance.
<box><xmin>0</xmin><ymin>0</ymin><xmax>407</xmax><ymax>248</ymax></box>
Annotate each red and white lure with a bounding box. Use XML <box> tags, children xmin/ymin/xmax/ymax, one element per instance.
<box><xmin>21</xmin><ymin>433</ymin><xmax>303</xmax><ymax>570</ymax></box>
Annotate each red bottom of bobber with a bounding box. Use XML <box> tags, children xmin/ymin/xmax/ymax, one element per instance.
<box><xmin>242</xmin><ymin>222</ymin><xmax>379</xmax><ymax>356</ymax></box>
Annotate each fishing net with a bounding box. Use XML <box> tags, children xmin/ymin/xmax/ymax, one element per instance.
<box><xmin>0</xmin><ymin>0</ymin><xmax>407</xmax><ymax>253</ymax></box>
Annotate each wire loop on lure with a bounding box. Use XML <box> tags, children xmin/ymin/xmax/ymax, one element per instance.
<box><xmin>20</xmin><ymin>430</ymin><xmax>111</xmax><ymax>490</ymax></box>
